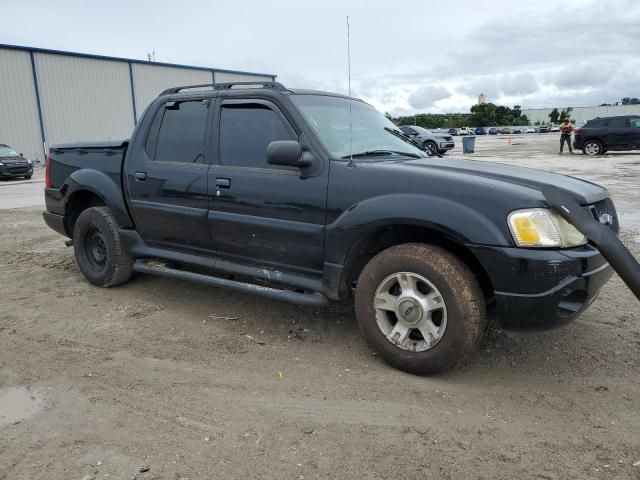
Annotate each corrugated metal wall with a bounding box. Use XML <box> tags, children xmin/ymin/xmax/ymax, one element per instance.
<box><xmin>0</xmin><ymin>45</ymin><xmax>275</xmax><ymax>161</ymax></box>
<box><xmin>34</xmin><ymin>53</ymin><xmax>135</xmax><ymax>145</ymax></box>
<box><xmin>215</xmin><ymin>71</ymin><xmax>273</xmax><ymax>84</ymax></box>
<box><xmin>132</xmin><ymin>64</ymin><xmax>212</xmax><ymax>117</ymax></box>
<box><xmin>524</xmin><ymin>105</ymin><xmax>640</xmax><ymax>125</ymax></box>
<box><xmin>0</xmin><ymin>49</ymin><xmax>44</xmax><ymax>162</ymax></box>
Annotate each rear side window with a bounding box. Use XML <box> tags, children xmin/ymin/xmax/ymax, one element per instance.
<box><xmin>219</xmin><ymin>103</ymin><xmax>295</xmax><ymax>168</ymax></box>
<box><xmin>630</xmin><ymin>118</ymin><xmax>640</xmax><ymax>128</ymax></box>
<box><xmin>606</xmin><ymin>118</ymin><xmax>627</xmax><ymax>129</ymax></box>
<box><xmin>151</xmin><ymin>100</ymin><xmax>209</xmax><ymax>163</ymax></box>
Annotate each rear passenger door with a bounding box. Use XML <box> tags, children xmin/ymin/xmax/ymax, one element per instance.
<box><xmin>605</xmin><ymin>117</ymin><xmax>628</xmax><ymax>148</ymax></box>
<box><xmin>628</xmin><ymin>117</ymin><xmax>640</xmax><ymax>149</ymax></box>
<box><xmin>126</xmin><ymin>98</ymin><xmax>214</xmax><ymax>251</ymax></box>
<box><xmin>207</xmin><ymin>98</ymin><xmax>328</xmax><ymax>274</ymax></box>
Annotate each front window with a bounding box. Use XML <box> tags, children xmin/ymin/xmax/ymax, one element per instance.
<box><xmin>291</xmin><ymin>95</ymin><xmax>426</xmax><ymax>159</ymax></box>
<box><xmin>0</xmin><ymin>146</ymin><xmax>19</xmax><ymax>157</ymax></box>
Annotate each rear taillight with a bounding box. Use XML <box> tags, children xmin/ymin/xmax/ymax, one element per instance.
<box><xmin>45</xmin><ymin>153</ymin><xmax>52</xmax><ymax>188</ymax></box>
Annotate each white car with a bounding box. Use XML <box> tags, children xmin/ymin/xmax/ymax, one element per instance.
<box><xmin>525</xmin><ymin>127</ymin><xmax>536</xmax><ymax>133</ymax></box>
<box><xmin>550</xmin><ymin>125</ymin><xmax>560</xmax><ymax>132</ymax></box>
<box><xmin>458</xmin><ymin>127</ymin><xmax>473</xmax><ymax>135</ymax></box>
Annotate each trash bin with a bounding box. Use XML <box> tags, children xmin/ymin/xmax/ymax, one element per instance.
<box><xmin>462</xmin><ymin>135</ymin><xmax>476</xmax><ymax>154</ymax></box>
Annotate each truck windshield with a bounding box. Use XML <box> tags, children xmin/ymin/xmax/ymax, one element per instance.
<box><xmin>0</xmin><ymin>146</ymin><xmax>19</xmax><ymax>157</ymax></box>
<box><xmin>291</xmin><ymin>95</ymin><xmax>426</xmax><ymax>159</ymax></box>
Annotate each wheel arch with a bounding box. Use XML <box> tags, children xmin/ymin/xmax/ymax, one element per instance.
<box><xmin>339</xmin><ymin>222</ymin><xmax>495</xmax><ymax>301</ymax></box>
<box><xmin>63</xmin><ymin>169</ymin><xmax>134</xmax><ymax>236</ymax></box>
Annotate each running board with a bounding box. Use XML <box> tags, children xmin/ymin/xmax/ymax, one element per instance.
<box><xmin>133</xmin><ymin>260</ymin><xmax>329</xmax><ymax>307</ymax></box>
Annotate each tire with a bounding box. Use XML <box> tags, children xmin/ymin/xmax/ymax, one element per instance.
<box><xmin>583</xmin><ymin>140</ymin><xmax>603</xmax><ymax>156</ymax></box>
<box><xmin>73</xmin><ymin>206</ymin><xmax>134</xmax><ymax>287</ymax></box>
<box><xmin>437</xmin><ymin>149</ymin><xmax>447</xmax><ymax>155</ymax></box>
<box><xmin>422</xmin><ymin>141</ymin><xmax>438</xmax><ymax>155</ymax></box>
<box><xmin>24</xmin><ymin>175</ymin><xmax>32</xmax><ymax>180</ymax></box>
<box><xmin>354</xmin><ymin>243</ymin><xmax>486</xmax><ymax>375</ymax></box>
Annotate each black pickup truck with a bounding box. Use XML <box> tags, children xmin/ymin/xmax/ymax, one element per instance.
<box><xmin>43</xmin><ymin>82</ymin><xmax>621</xmax><ymax>374</ymax></box>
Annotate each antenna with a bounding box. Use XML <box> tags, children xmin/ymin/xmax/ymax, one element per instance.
<box><xmin>347</xmin><ymin>16</ymin><xmax>354</xmax><ymax>165</ymax></box>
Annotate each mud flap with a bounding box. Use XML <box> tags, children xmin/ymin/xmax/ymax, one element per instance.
<box><xmin>543</xmin><ymin>185</ymin><xmax>640</xmax><ymax>301</ymax></box>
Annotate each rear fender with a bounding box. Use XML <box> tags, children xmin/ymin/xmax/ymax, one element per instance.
<box><xmin>65</xmin><ymin>169</ymin><xmax>133</xmax><ymax>228</ymax></box>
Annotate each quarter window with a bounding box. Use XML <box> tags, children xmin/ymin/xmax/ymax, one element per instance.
<box><xmin>630</xmin><ymin>118</ymin><xmax>640</xmax><ymax>128</ymax></box>
<box><xmin>606</xmin><ymin>118</ymin><xmax>627</xmax><ymax>129</ymax></box>
<box><xmin>152</xmin><ymin>100</ymin><xmax>208</xmax><ymax>163</ymax></box>
<box><xmin>219</xmin><ymin>103</ymin><xmax>295</xmax><ymax>168</ymax></box>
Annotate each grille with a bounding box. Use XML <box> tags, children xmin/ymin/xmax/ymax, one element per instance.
<box><xmin>7</xmin><ymin>166</ymin><xmax>29</xmax><ymax>174</ymax></box>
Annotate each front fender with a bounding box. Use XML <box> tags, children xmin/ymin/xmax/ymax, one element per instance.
<box><xmin>325</xmin><ymin>193</ymin><xmax>511</xmax><ymax>265</ymax></box>
<box><xmin>65</xmin><ymin>169</ymin><xmax>133</xmax><ymax>228</ymax></box>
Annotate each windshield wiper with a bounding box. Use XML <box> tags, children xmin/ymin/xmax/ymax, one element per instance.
<box><xmin>341</xmin><ymin>150</ymin><xmax>421</xmax><ymax>159</ymax></box>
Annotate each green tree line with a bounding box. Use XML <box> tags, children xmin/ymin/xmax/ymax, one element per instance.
<box><xmin>389</xmin><ymin>103</ymin><xmax>529</xmax><ymax>129</ymax></box>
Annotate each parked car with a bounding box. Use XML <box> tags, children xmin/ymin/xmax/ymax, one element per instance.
<box><xmin>474</xmin><ymin>127</ymin><xmax>487</xmax><ymax>135</ymax></box>
<box><xmin>512</xmin><ymin>128</ymin><xmax>523</xmax><ymax>134</ymax></box>
<box><xmin>550</xmin><ymin>124</ymin><xmax>560</xmax><ymax>132</ymax></box>
<box><xmin>43</xmin><ymin>81</ymin><xmax>619</xmax><ymax>375</ymax></box>
<box><xmin>525</xmin><ymin>127</ymin><xmax>536</xmax><ymax>133</ymax></box>
<box><xmin>0</xmin><ymin>144</ymin><xmax>33</xmax><ymax>180</ymax></box>
<box><xmin>488</xmin><ymin>127</ymin><xmax>499</xmax><ymax>135</ymax></box>
<box><xmin>448</xmin><ymin>128</ymin><xmax>459</xmax><ymax>136</ymax></box>
<box><xmin>500</xmin><ymin>127</ymin><xmax>512</xmax><ymax>134</ymax></box>
<box><xmin>399</xmin><ymin>125</ymin><xmax>455</xmax><ymax>155</ymax></box>
<box><xmin>574</xmin><ymin>115</ymin><xmax>640</xmax><ymax>156</ymax></box>
<box><xmin>458</xmin><ymin>127</ymin><xmax>473</xmax><ymax>136</ymax></box>
<box><xmin>538</xmin><ymin>126</ymin><xmax>551</xmax><ymax>133</ymax></box>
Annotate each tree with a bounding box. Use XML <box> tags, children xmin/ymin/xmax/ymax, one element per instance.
<box><xmin>549</xmin><ymin>108</ymin><xmax>560</xmax><ymax>124</ymax></box>
<box><xmin>559</xmin><ymin>107</ymin><xmax>573</xmax><ymax>123</ymax></box>
<box><xmin>384</xmin><ymin>112</ymin><xmax>393</xmax><ymax>121</ymax></box>
<box><xmin>622</xmin><ymin>97</ymin><xmax>640</xmax><ymax>105</ymax></box>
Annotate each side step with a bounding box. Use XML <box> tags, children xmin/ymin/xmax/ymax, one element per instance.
<box><xmin>133</xmin><ymin>260</ymin><xmax>329</xmax><ymax>307</ymax></box>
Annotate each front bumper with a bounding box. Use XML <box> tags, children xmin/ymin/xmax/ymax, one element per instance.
<box><xmin>439</xmin><ymin>141</ymin><xmax>455</xmax><ymax>150</ymax></box>
<box><xmin>468</xmin><ymin>244</ymin><xmax>613</xmax><ymax>330</ymax></box>
<box><xmin>0</xmin><ymin>165</ymin><xmax>33</xmax><ymax>178</ymax></box>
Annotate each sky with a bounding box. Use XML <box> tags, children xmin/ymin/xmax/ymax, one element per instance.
<box><xmin>2</xmin><ymin>0</ymin><xmax>639</xmax><ymax>115</ymax></box>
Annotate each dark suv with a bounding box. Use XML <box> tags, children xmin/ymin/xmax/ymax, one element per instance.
<box><xmin>0</xmin><ymin>144</ymin><xmax>33</xmax><ymax>179</ymax></box>
<box><xmin>574</xmin><ymin>115</ymin><xmax>640</xmax><ymax>155</ymax></box>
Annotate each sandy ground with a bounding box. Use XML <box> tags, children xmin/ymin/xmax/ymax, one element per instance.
<box><xmin>1</xmin><ymin>134</ymin><xmax>639</xmax><ymax>479</ymax></box>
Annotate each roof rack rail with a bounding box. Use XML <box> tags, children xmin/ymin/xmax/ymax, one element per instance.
<box><xmin>160</xmin><ymin>81</ymin><xmax>288</xmax><ymax>96</ymax></box>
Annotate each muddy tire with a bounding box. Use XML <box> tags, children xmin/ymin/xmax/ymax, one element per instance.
<box><xmin>73</xmin><ymin>206</ymin><xmax>133</xmax><ymax>287</ymax></box>
<box><xmin>354</xmin><ymin>243</ymin><xmax>485</xmax><ymax>375</ymax></box>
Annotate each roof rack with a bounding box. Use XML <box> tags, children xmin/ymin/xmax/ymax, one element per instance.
<box><xmin>160</xmin><ymin>81</ymin><xmax>288</xmax><ymax>96</ymax></box>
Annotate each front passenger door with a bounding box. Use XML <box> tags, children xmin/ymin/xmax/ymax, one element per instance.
<box><xmin>207</xmin><ymin>99</ymin><xmax>328</xmax><ymax>274</ymax></box>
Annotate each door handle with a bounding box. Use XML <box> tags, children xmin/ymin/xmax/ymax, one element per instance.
<box><xmin>216</xmin><ymin>178</ymin><xmax>231</xmax><ymax>189</ymax></box>
<box><xmin>134</xmin><ymin>171</ymin><xmax>147</xmax><ymax>182</ymax></box>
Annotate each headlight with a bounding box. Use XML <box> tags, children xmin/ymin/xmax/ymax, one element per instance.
<box><xmin>508</xmin><ymin>208</ymin><xmax>587</xmax><ymax>248</ymax></box>
<box><xmin>0</xmin><ymin>162</ymin><xmax>4</xmax><ymax>166</ymax></box>
<box><xmin>27</xmin><ymin>159</ymin><xmax>32</xmax><ymax>165</ymax></box>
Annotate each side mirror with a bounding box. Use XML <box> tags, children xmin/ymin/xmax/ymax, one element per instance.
<box><xmin>267</xmin><ymin>140</ymin><xmax>310</xmax><ymax>168</ymax></box>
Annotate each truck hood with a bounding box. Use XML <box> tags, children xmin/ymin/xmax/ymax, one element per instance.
<box><xmin>397</xmin><ymin>157</ymin><xmax>609</xmax><ymax>204</ymax></box>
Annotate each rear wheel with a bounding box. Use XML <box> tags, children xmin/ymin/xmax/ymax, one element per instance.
<box><xmin>583</xmin><ymin>140</ymin><xmax>603</xmax><ymax>156</ymax></box>
<box><xmin>354</xmin><ymin>243</ymin><xmax>486</xmax><ymax>375</ymax></box>
<box><xmin>73</xmin><ymin>206</ymin><xmax>133</xmax><ymax>287</ymax></box>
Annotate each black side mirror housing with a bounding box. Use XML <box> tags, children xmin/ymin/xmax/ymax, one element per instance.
<box><xmin>267</xmin><ymin>140</ymin><xmax>310</xmax><ymax>168</ymax></box>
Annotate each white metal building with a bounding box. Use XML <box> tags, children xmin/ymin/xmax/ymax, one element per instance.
<box><xmin>0</xmin><ymin>44</ymin><xmax>276</xmax><ymax>162</ymax></box>
<box><xmin>523</xmin><ymin>104</ymin><xmax>640</xmax><ymax>125</ymax></box>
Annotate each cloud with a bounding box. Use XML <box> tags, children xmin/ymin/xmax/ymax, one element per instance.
<box><xmin>407</xmin><ymin>86</ymin><xmax>451</xmax><ymax>109</ymax></box>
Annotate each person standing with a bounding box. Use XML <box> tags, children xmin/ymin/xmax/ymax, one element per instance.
<box><xmin>559</xmin><ymin>119</ymin><xmax>574</xmax><ymax>154</ymax></box>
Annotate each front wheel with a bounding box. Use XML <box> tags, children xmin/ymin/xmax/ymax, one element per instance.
<box><xmin>423</xmin><ymin>141</ymin><xmax>438</xmax><ymax>155</ymax></box>
<box><xmin>354</xmin><ymin>243</ymin><xmax>486</xmax><ymax>375</ymax></box>
<box><xmin>583</xmin><ymin>140</ymin><xmax>603</xmax><ymax>156</ymax></box>
<box><xmin>73</xmin><ymin>206</ymin><xmax>133</xmax><ymax>287</ymax></box>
